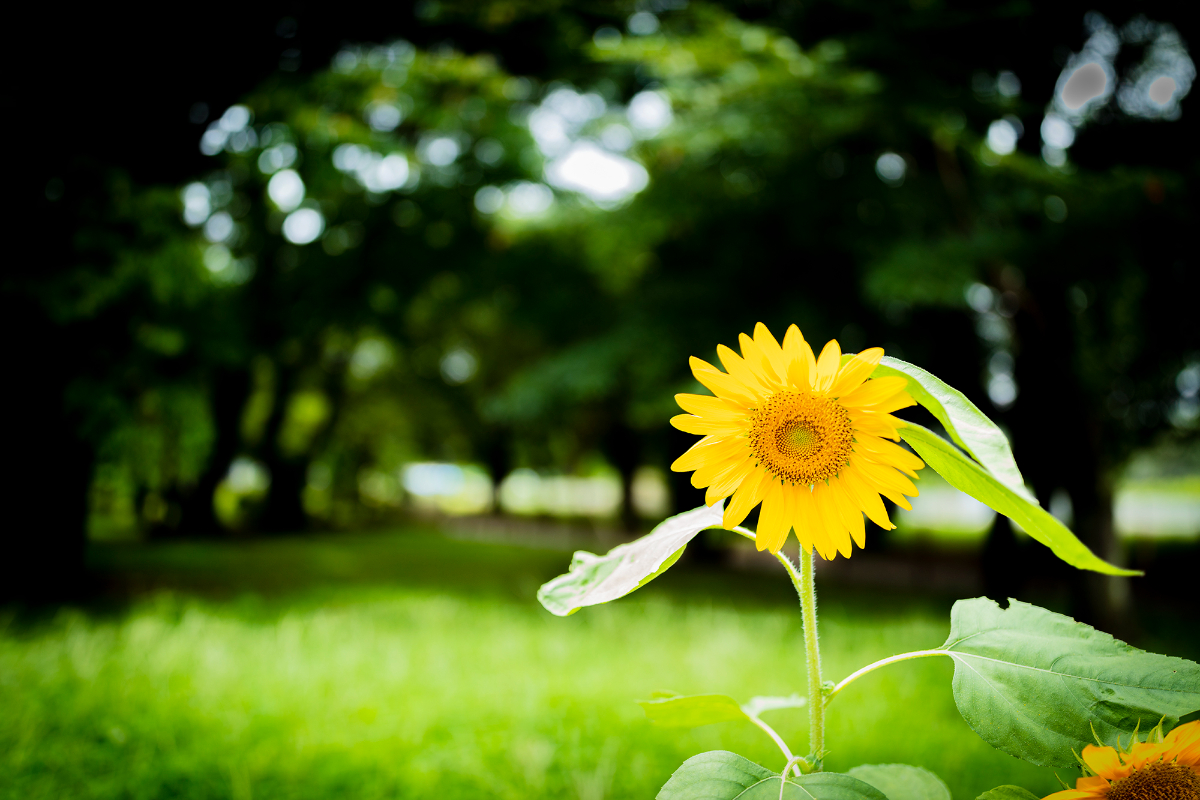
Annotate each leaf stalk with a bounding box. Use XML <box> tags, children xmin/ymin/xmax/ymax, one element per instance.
<box><xmin>824</xmin><ymin>649</ymin><xmax>948</xmax><ymax>706</ymax></box>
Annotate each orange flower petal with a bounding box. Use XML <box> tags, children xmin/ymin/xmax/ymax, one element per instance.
<box><xmin>1081</xmin><ymin>744</ymin><xmax>1131</xmax><ymax>779</ymax></box>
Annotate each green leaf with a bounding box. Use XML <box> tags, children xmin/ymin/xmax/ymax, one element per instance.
<box><xmin>847</xmin><ymin>764</ymin><xmax>951</xmax><ymax>800</ymax></box>
<box><xmin>940</xmin><ymin>597</ymin><xmax>1200</xmax><ymax>767</ymax></box>
<box><xmin>736</xmin><ymin>775</ymin><xmax>893</xmax><ymax>800</ymax></box>
<box><xmin>537</xmin><ymin>503</ymin><xmax>724</xmax><ymax>616</ymax></box>
<box><xmin>658</xmin><ymin>751</ymin><xmax>889</xmax><ymax>800</ymax></box>
<box><xmin>873</xmin><ymin>356</ymin><xmax>1031</xmax><ymax>500</ymax></box>
<box><xmin>641</xmin><ymin>694</ymin><xmax>750</xmax><ymax>727</ymax></box>
<box><xmin>656</xmin><ymin>751</ymin><xmax>773</xmax><ymax>800</ymax></box>
<box><xmin>900</xmin><ymin>422</ymin><xmax>1137</xmax><ymax>576</ymax></box>
<box><xmin>975</xmin><ymin>788</ymin><xmax>1040</xmax><ymax>800</ymax></box>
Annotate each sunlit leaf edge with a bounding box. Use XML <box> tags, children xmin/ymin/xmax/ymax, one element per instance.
<box><xmin>900</xmin><ymin>422</ymin><xmax>1137</xmax><ymax>576</ymax></box>
<box><xmin>872</xmin><ymin>356</ymin><xmax>1032</xmax><ymax>500</ymax></box>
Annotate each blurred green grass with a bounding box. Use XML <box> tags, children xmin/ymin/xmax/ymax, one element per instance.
<box><xmin>0</xmin><ymin>527</ymin><xmax>1139</xmax><ymax>799</ymax></box>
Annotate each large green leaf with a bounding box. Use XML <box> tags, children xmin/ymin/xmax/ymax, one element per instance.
<box><xmin>939</xmin><ymin>597</ymin><xmax>1200</xmax><ymax>767</ymax></box>
<box><xmin>900</xmin><ymin>422</ymin><xmax>1137</xmax><ymax>576</ymax></box>
<box><xmin>537</xmin><ymin>503</ymin><xmax>723</xmax><ymax>616</ymax></box>
<box><xmin>975</xmin><ymin>788</ymin><xmax>1040</xmax><ymax>800</ymax></box>
<box><xmin>872</xmin><ymin>357</ymin><xmax>1031</xmax><ymax>499</ymax></box>
<box><xmin>641</xmin><ymin>693</ymin><xmax>807</xmax><ymax>728</ymax></box>
<box><xmin>658</xmin><ymin>751</ymin><xmax>889</xmax><ymax>800</ymax></box>
<box><xmin>846</xmin><ymin>765</ymin><xmax>950</xmax><ymax>800</ymax></box>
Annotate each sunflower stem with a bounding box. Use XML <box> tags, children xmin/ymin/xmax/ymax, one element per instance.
<box><xmin>731</xmin><ymin>526</ymin><xmax>825</xmax><ymax>769</ymax></box>
<box><xmin>797</xmin><ymin>548</ymin><xmax>824</xmax><ymax>765</ymax></box>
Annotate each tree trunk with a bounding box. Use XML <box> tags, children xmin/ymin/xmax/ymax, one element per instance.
<box><xmin>175</xmin><ymin>366</ymin><xmax>251</xmax><ymax>537</ymax></box>
<box><xmin>1066</xmin><ymin>460</ymin><xmax>1133</xmax><ymax>637</ymax></box>
<box><xmin>256</xmin><ymin>365</ymin><xmax>309</xmax><ymax>534</ymax></box>
<box><xmin>603</xmin><ymin>422</ymin><xmax>641</xmax><ymax>533</ymax></box>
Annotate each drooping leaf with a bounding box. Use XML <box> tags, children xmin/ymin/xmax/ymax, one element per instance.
<box><xmin>940</xmin><ymin>597</ymin><xmax>1200</xmax><ymax>767</ymax></box>
<box><xmin>900</xmin><ymin>423</ymin><xmax>1137</xmax><ymax>576</ymax></box>
<box><xmin>872</xmin><ymin>357</ymin><xmax>1030</xmax><ymax>499</ymax></box>
<box><xmin>641</xmin><ymin>694</ymin><xmax>749</xmax><ymax>727</ymax></box>
<box><xmin>847</xmin><ymin>764</ymin><xmax>951</xmax><ymax>800</ymax></box>
<box><xmin>975</xmin><ymin>787</ymin><xmax>1040</xmax><ymax>800</ymax></box>
<box><xmin>537</xmin><ymin>503</ymin><xmax>724</xmax><ymax>616</ymax></box>
<box><xmin>657</xmin><ymin>751</ymin><xmax>889</xmax><ymax>800</ymax></box>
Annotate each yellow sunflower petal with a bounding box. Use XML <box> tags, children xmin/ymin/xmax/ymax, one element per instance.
<box><xmin>671</xmin><ymin>437</ymin><xmax>746</xmax><ymax>472</ymax></box>
<box><xmin>670</xmin><ymin>414</ymin><xmax>744</xmax><ymax>436</ymax></box>
<box><xmin>717</xmin><ymin>344</ymin><xmax>771</xmax><ymax>396</ymax></box>
<box><xmin>782</xmin><ymin>324</ymin><xmax>816</xmax><ymax>390</ymax></box>
<box><xmin>1081</xmin><ymin>744</ymin><xmax>1131</xmax><ymax>780</ymax></box>
<box><xmin>675</xmin><ymin>393</ymin><xmax>749</xmax><ymax>419</ymax></box>
<box><xmin>1163</xmin><ymin>720</ymin><xmax>1200</xmax><ymax>765</ymax></box>
<box><xmin>723</xmin><ymin>467</ymin><xmax>768</xmax><ymax>529</ymax></box>
<box><xmin>840</xmin><ymin>376</ymin><xmax>909</xmax><ymax>408</ymax></box>
<box><xmin>814</xmin><ymin>339</ymin><xmax>842</xmax><ymax>393</ymax></box>
<box><xmin>853</xmin><ymin>433</ymin><xmax>925</xmax><ymax>476</ymax></box>
<box><xmin>792</xmin><ymin>483</ymin><xmax>820</xmax><ymax>555</ymax></box>
<box><xmin>739</xmin><ymin>333</ymin><xmax>786</xmax><ymax>387</ymax></box>
<box><xmin>867</xmin><ymin>391</ymin><xmax>917</xmax><ymax>415</ymax></box>
<box><xmin>829</xmin><ymin>477</ymin><xmax>867</xmax><ymax>549</ymax></box>
<box><xmin>690</xmin><ymin>357</ymin><xmax>761</xmax><ymax>406</ymax></box>
<box><xmin>813</xmin><ymin>481</ymin><xmax>852</xmax><ymax>558</ymax></box>
<box><xmin>706</xmin><ymin>458</ymin><xmax>757</xmax><ymax>506</ymax></box>
<box><xmin>753</xmin><ymin>323</ymin><xmax>790</xmax><ymax>382</ymax></box>
<box><xmin>854</xmin><ymin>460</ymin><xmax>914</xmax><ymax>509</ymax></box>
<box><xmin>829</xmin><ymin>347</ymin><xmax>885</xmax><ymax>398</ymax></box>
<box><xmin>850</xmin><ymin>410</ymin><xmax>904</xmax><ymax>440</ymax></box>
<box><xmin>691</xmin><ymin>453</ymin><xmax>746</xmax><ymax>488</ymax></box>
<box><xmin>1040</xmin><ymin>787</ymin><xmax>1106</xmax><ymax>800</ymax></box>
<box><xmin>840</xmin><ymin>464</ymin><xmax>894</xmax><ymax>530</ymax></box>
<box><xmin>856</xmin><ymin>458</ymin><xmax>919</xmax><ymax>498</ymax></box>
<box><xmin>756</xmin><ymin>479</ymin><xmax>790</xmax><ymax>553</ymax></box>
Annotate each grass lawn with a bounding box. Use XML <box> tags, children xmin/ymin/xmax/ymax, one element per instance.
<box><xmin>0</xmin><ymin>525</ymin><xmax>1183</xmax><ymax>799</ymax></box>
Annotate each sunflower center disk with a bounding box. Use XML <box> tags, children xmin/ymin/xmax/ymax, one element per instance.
<box><xmin>1107</xmin><ymin>763</ymin><xmax>1200</xmax><ymax>800</ymax></box>
<box><xmin>749</xmin><ymin>391</ymin><xmax>854</xmax><ymax>485</ymax></box>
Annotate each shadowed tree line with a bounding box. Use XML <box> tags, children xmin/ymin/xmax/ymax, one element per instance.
<box><xmin>11</xmin><ymin>2</ymin><xmax>1198</xmax><ymax>630</ymax></box>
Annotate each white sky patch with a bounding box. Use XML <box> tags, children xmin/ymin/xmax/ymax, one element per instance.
<box><xmin>545</xmin><ymin>141</ymin><xmax>649</xmax><ymax>203</ymax></box>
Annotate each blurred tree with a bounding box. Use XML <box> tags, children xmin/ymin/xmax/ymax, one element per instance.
<box><xmin>14</xmin><ymin>0</ymin><xmax>1197</xmax><ymax>612</ymax></box>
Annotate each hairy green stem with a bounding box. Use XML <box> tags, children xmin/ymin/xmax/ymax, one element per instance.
<box><xmin>824</xmin><ymin>649</ymin><xmax>947</xmax><ymax>706</ymax></box>
<box><xmin>797</xmin><ymin>550</ymin><xmax>824</xmax><ymax>762</ymax></box>
<box><xmin>730</xmin><ymin>526</ymin><xmax>823</xmax><ymax>769</ymax></box>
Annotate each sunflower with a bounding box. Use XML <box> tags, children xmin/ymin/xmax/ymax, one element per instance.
<box><xmin>670</xmin><ymin>323</ymin><xmax>924</xmax><ymax>558</ymax></box>
<box><xmin>1043</xmin><ymin>721</ymin><xmax>1199</xmax><ymax>800</ymax></box>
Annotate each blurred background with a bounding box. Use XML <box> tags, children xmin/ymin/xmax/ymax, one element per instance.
<box><xmin>6</xmin><ymin>1</ymin><xmax>1198</xmax><ymax>797</ymax></box>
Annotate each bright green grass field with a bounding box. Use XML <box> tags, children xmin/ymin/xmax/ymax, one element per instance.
<box><xmin>3</xmin><ymin>528</ymin><xmax>1081</xmax><ymax>799</ymax></box>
